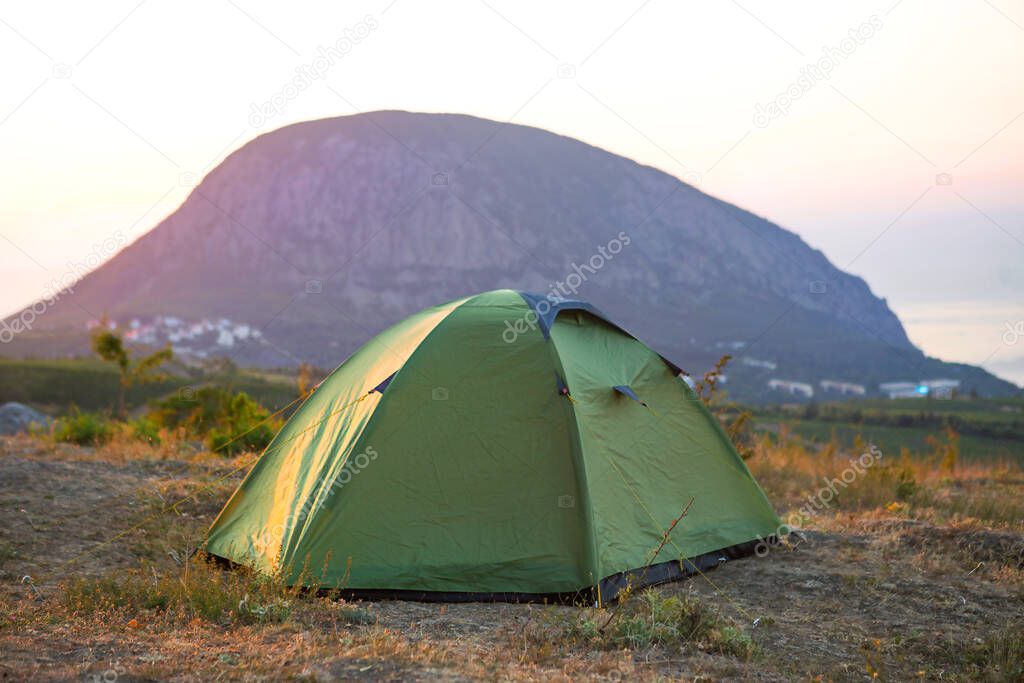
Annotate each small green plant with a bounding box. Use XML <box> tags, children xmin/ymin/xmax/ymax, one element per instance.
<box><xmin>147</xmin><ymin>387</ymin><xmax>279</xmax><ymax>454</ymax></box>
<box><xmin>52</xmin><ymin>407</ymin><xmax>114</xmax><ymax>446</ymax></box>
<box><xmin>716</xmin><ymin>625</ymin><xmax>757</xmax><ymax>658</ymax></box>
<box><xmin>129</xmin><ymin>416</ymin><xmax>162</xmax><ymax>445</ymax></box>
<box><xmin>556</xmin><ymin>589</ymin><xmax>757</xmax><ymax>658</ymax></box>
<box><xmin>235</xmin><ymin>594</ymin><xmax>291</xmax><ymax>624</ymax></box>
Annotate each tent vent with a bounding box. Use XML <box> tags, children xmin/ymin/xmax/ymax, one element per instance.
<box><xmin>370</xmin><ymin>371</ymin><xmax>397</xmax><ymax>395</ymax></box>
<box><xmin>613</xmin><ymin>385</ymin><xmax>648</xmax><ymax>407</ymax></box>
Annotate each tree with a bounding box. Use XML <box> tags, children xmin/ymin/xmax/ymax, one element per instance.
<box><xmin>92</xmin><ymin>322</ymin><xmax>173</xmax><ymax>418</ymax></box>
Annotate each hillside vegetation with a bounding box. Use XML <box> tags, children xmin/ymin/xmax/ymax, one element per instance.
<box><xmin>0</xmin><ymin>358</ymin><xmax>299</xmax><ymax>414</ymax></box>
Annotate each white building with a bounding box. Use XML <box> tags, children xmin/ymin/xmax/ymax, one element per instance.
<box><xmin>820</xmin><ymin>380</ymin><xmax>866</xmax><ymax>396</ymax></box>
<box><xmin>879</xmin><ymin>382</ymin><xmax>921</xmax><ymax>398</ymax></box>
<box><xmin>741</xmin><ymin>357</ymin><xmax>777</xmax><ymax>370</ymax></box>
<box><xmin>768</xmin><ymin>379</ymin><xmax>814</xmax><ymax>398</ymax></box>
<box><xmin>878</xmin><ymin>379</ymin><xmax>960</xmax><ymax>399</ymax></box>
<box><xmin>921</xmin><ymin>379</ymin><xmax>960</xmax><ymax>399</ymax></box>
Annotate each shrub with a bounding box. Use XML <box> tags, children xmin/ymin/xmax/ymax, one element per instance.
<box><xmin>147</xmin><ymin>387</ymin><xmax>279</xmax><ymax>455</ymax></box>
<box><xmin>147</xmin><ymin>386</ymin><xmax>221</xmax><ymax>432</ymax></box>
<box><xmin>52</xmin><ymin>407</ymin><xmax>114</xmax><ymax>446</ymax></box>
<box><xmin>129</xmin><ymin>416</ymin><xmax>162</xmax><ymax>445</ymax></box>
<box><xmin>207</xmin><ymin>391</ymin><xmax>278</xmax><ymax>455</ymax></box>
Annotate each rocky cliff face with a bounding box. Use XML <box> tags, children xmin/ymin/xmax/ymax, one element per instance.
<box><xmin>17</xmin><ymin>111</ymin><xmax>1016</xmax><ymax>399</ymax></box>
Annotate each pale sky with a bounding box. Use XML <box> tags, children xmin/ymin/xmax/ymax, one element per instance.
<box><xmin>1</xmin><ymin>0</ymin><xmax>1022</xmax><ymax>383</ymax></box>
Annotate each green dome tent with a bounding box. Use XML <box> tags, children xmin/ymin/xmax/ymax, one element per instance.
<box><xmin>205</xmin><ymin>289</ymin><xmax>780</xmax><ymax>602</ymax></box>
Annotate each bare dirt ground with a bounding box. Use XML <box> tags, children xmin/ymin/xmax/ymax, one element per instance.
<box><xmin>1</xmin><ymin>435</ymin><xmax>1021</xmax><ymax>681</ymax></box>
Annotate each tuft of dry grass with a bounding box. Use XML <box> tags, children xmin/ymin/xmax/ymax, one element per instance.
<box><xmin>60</xmin><ymin>558</ymin><xmax>297</xmax><ymax>627</ymax></box>
<box><xmin>523</xmin><ymin>588</ymin><xmax>757</xmax><ymax>659</ymax></box>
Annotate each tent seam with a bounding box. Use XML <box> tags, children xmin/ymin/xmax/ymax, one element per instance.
<box><xmin>545</xmin><ymin>331</ymin><xmax>603</xmax><ymax>597</ymax></box>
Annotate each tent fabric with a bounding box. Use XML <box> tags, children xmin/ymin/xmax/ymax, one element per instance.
<box><xmin>205</xmin><ymin>289</ymin><xmax>780</xmax><ymax>601</ymax></box>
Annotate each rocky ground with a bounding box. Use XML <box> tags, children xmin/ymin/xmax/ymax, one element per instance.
<box><xmin>0</xmin><ymin>435</ymin><xmax>1021</xmax><ymax>681</ymax></box>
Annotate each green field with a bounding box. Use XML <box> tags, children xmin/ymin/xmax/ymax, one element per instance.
<box><xmin>753</xmin><ymin>397</ymin><xmax>1024</xmax><ymax>462</ymax></box>
<box><xmin>0</xmin><ymin>358</ymin><xmax>299</xmax><ymax>415</ymax></box>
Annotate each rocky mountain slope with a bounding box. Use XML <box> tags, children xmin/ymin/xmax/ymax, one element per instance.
<box><xmin>8</xmin><ymin>111</ymin><xmax>1016</xmax><ymax>400</ymax></box>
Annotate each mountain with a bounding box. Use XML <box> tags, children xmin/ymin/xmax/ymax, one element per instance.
<box><xmin>5</xmin><ymin>111</ymin><xmax>1017</xmax><ymax>401</ymax></box>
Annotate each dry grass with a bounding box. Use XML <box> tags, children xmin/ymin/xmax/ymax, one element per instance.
<box><xmin>1</xmin><ymin>432</ymin><xmax>1022</xmax><ymax>681</ymax></box>
<box><xmin>748</xmin><ymin>431</ymin><xmax>1024</xmax><ymax>531</ymax></box>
